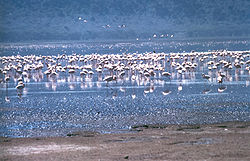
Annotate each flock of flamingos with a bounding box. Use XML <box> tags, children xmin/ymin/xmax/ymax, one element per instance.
<box><xmin>0</xmin><ymin>50</ymin><xmax>249</xmax><ymax>98</ymax></box>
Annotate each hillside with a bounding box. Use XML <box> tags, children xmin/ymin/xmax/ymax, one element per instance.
<box><xmin>0</xmin><ymin>0</ymin><xmax>249</xmax><ymax>42</ymax></box>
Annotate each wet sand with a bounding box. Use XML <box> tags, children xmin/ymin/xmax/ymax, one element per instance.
<box><xmin>1</xmin><ymin>121</ymin><xmax>250</xmax><ymax>161</ymax></box>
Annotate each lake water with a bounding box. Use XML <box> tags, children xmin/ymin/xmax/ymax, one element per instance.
<box><xmin>0</xmin><ymin>39</ymin><xmax>250</xmax><ymax>137</ymax></box>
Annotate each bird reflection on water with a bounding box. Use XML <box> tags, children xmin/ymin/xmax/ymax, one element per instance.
<box><xmin>0</xmin><ymin>49</ymin><xmax>250</xmax><ymax>138</ymax></box>
<box><xmin>0</xmin><ymin>50</ymin><xmax>249</xmax><ymax>100</ymax></box>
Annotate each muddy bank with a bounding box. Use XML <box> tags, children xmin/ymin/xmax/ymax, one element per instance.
<box><xmin>1</xmin><ymin>121</ymin><xmax>250</xmax><ymax>161</ymax></box>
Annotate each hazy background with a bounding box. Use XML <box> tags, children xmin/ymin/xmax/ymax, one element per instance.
<box><xmin>0</xmin><ymin>0</ymin><xmax>250</xmax><ymax>42</ymax></box>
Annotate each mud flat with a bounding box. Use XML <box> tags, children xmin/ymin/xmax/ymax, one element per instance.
<box><xmin>1</xmin><ymin>121</ymin><xmax>250</xmax><ymax>161</ymax></box>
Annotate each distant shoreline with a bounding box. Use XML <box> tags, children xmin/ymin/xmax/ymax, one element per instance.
<box><xmin>0</xmin><ymin>36</ymin><xmax>250</xmax><ymax>45</ymax></box>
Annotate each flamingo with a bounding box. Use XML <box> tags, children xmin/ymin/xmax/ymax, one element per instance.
<box><xmin>103</xmin><ymin>75</ymin><xmax>117</xmax><ymax>86</ymax></box>
<box><xmin>202</xmin><ymin>73</ymin><xmax>210</xmax><ymax>81</ymax></box>
<box><xmin>162</xmin><ymin>89</ymin><xmax>171</xmax><ymax>95</ymax></box>
<box><xmin>217</xmin><ymin>75</ymin><xmax>223</xmax><ymax>84</ymax></box>
<box><xmin>68</xmin><ymin>69</ymin><xmax>75</xmax><ymax>74</ymax></box>
<box><xmin>16</xmin><ymin>81</ymin><xmax>25</xmax><ymax>89</ymax></box>
<box><xmin>4</xmin><ymin>75</ymin><xmax>10</xmax><ymax>82</ymax></box>
<box><xmin>218</xmin><ymin>86</ymin><xmax>227</xmax><ymax>93</ymax></box>
<box><xmin>162</xmin><ymin>72</ymin><xmax>171</xmax><ymax>77</ymax></box>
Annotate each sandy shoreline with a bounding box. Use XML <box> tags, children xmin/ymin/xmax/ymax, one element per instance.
<box><xmin>1</xmin><ymin>121</ymin><xmax>250</xmax><ymax>161</ymax></box>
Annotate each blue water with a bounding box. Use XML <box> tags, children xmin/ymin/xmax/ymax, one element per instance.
<box><xmin>0</xmin><ymin>39</ymin><xmax>250</xmax><ymax>138</ymax></box>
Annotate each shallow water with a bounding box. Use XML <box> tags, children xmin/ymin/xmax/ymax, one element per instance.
<box><xmin>1</xmin><ymin>38</ymin><xmax>250</xmax><ymax>56</ymax></box>
<box><xmin>0</xmin><ymin>39</ymin><xmax>250</xmax><ymax>138</ymax></box>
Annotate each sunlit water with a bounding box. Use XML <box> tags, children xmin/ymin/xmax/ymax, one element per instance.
<box><xmin>0</xmin><ymin>39</ymin><xmax>250</xmax><ymax>138</ymax></box>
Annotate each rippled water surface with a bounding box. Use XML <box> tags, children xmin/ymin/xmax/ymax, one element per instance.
<box><xmin>0</xmin><ymin>39</ymin><xmax>250</xmax><ymax>137</ymax></box>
